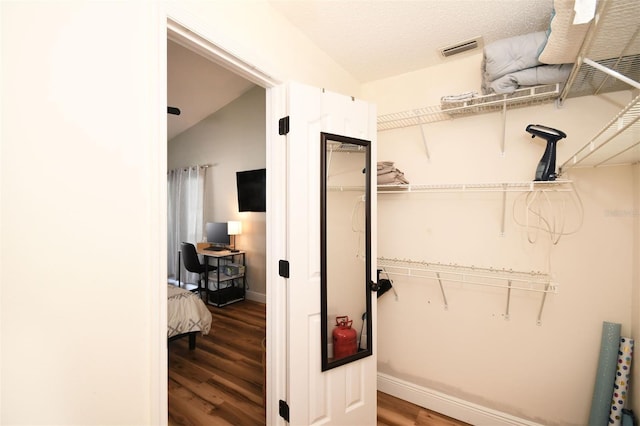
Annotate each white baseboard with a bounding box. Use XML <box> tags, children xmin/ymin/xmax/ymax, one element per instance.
<box><xmin>377</xmin><ymin>373</ymin><xmax>542</xmax><ymax>426</ymax></box>
<box><xmin>245</xmin><ymin>290</ymin><xmax>266</xmax><ymax>304</ymax></box>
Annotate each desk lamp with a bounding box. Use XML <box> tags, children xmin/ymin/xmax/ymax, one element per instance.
<box><xmin>227</xmin><ymin>221</ymin><xmax>242</xmax><ymax>252</ymax></box>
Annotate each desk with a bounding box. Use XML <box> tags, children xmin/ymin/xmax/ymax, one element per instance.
<box><xmin>196</xmin><ymin>243</ymin><xmax>246</xmax><ymax>307</ymax></box>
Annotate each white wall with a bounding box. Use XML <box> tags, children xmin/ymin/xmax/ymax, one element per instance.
<box><xmin>167</xmin><ymin>1</ymin><xmax>362</xmax><ymax>96</ymax></box>
<box><xmin>0</xmin><ymin>2</ymin><xmax>360</xmax><ymax>424</ymax></box>
<box><xmin>168</xmin><ymin>86</ymin><xmax>267</xmax><ymax>299</ymax></box>
<box><xmin>1</xmin><ymin>2</ymin><xmax>166</xmax><ymax>424</ymax></box>
<box><xmin>363</xmin><ymin>55</ymin><xmax>637</xmax><ymax>425</ymax></box>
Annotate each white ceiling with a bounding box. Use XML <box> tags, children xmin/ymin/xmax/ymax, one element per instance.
<box><xmin>268</xmin><ymin>0</ymin><xmax>554</xmax><ymax>82</ymax></box>
<box><xmin>168</xmin><ymin>0</ymin><xmax>554</xmax><ymax>139</ymax></box>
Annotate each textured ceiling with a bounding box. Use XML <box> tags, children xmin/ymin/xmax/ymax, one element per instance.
<box><xmin>168</xmin><ymin>0</ymin><xmax>555</xmax><ymax>139</ymax></box>
<box><xmin>268</xmin><ymin>0</ymin><xmax>554</xmax><ymax>82</ymax></box>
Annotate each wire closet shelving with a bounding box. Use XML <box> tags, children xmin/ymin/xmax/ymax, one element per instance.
<box><xmin>372</xmin><ymin>0</ymin><xmax>640</xmax><ymax>326</ymax></box>
<box><xmin>560</xmin><ymin>94</ymin><xmax>640</xmax><ymax>171</ymax></box>
<box><xmin>559</xmin><ymin>0</ymin><xmax>640</xmax><ymax>102</ymax></box>
<box><xmin>557</xmin><ymin>0</ymin><xmax>640</xmax><ymax>172</ymax></box>
<box><xmin>377</xmin><ymin>84</ymin><xmax>561</xmax><ymax>131</ymax></box>
<box><xmin>376</xmin><ymin>84</ymin><xmax>561</xmax><ymax>156</ymax></box>
<box><xmin>377</xmin><ymin>257</ymin><xmax>557</xmax><ymax>325</ymax></box>
<box><xmin>377</xmin><ymin>179</ymin><xmax>575</xmax><ymax>238</ymax></box>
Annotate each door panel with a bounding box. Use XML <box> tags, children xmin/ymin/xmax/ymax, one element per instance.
<box><xmin>281</xmin><ymin>81</ymin><xmax>377</xmax><ymax>425</ymax></box>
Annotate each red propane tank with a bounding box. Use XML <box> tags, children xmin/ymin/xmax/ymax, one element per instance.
<box><xmin>332</xmin><ymin>316</ymin><xmax>357</xmax><ymax>359</ymax></box>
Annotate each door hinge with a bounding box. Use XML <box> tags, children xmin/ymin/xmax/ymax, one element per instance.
<box><xmin>279</xmin><ymin>260</ymin><xmax>290</xmax><ymax>278</ymax></box>
<box><xmin>279</xmin><ymin>116</ymin><xmax>290</xmax><ymax>135</ymax></box>
<box><xmin>279</xmin><ymin>399</ymin><xmax>290</xmax><ymax>422</ymax></box>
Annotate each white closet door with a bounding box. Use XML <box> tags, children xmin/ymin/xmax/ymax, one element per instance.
<box><xmin>271</xmin><ymin>81</ymin><xmax>378</xmax><ymax>425</ymax></box>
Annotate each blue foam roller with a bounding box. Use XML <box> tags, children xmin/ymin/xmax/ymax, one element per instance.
<box><xmin>589</xmin><ymin>321</ymin><xmax>622</xmax><ymax>426</ymax></box>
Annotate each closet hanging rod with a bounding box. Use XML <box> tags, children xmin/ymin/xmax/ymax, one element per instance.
<box><xmin>583</xmin><ymin>58</ymin><xmax>640</xmax><ymax>91</ymax></box>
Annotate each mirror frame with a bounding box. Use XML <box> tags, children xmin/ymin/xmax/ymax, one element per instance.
<box><xmin>320</xmin><ymin>132</ymin><xmax>373</xmax><ymax>372</ymax></box>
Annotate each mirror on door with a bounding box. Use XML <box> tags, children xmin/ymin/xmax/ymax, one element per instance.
<box><xmin>320</xmin><ymin>132</ymin><xmax>373</xmax><ymax>371</ymax></box>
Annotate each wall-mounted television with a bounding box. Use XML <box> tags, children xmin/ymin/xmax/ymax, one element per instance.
<box><xmin>236</xmin><ymin>168</ymin><xmax>266</xmax><ymax>212</ymax></box>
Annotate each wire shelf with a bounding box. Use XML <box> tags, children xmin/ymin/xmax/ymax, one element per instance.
<box><xmin>560</xmin><ymin>0</ymin><xmax>640</xmax><ymax>101</ymax></box>
<box><xmin>560</xmin><ymin>94</ymin><xmax>640</xmax><ymax>171</ymax></box>
<box><xmin>377</xmin><ymin>84</ymin><xmax>560</xmax><ymax>131</ymax></box>
<box><xmin>377</xmin><ymin>180</ymin><xmax>573</xmax><ymax>194</ymax></box>
<box><xmin>378</xmin><ymin>257</ymin><xmax>555</xmax><ymax>290</ymax></box>
<box><xmin>377</xmin><ymin>256</ymin><xmax>557</xmax><ymax>324</ymax></box>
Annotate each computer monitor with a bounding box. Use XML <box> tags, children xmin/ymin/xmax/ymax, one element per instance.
<box><xmin>205</xmin><ymin>222</ymin><xmax>230</xmax><ymax>248</ymax></box>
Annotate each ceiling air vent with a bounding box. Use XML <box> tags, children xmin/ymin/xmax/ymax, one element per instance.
<box><xmin>439</xmin><ymin>37</ymin><xmax>483</xmax><ymax>58</ymax></box>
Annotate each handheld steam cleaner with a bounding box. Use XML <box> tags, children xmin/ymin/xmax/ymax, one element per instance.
<box><xmin>525</xmin><ymin>124</ymin><xmax>567</xmax><ymax>181</ymax></box>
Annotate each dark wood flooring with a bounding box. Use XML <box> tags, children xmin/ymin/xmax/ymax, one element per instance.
<box><xmin>377</xmin><ymin>391</ymin><xmax>470</xmax><ymax>426</ymax></box>
<box><xmin>168</xmin><ymin>299</ymin><xmax>468</xmax><ymax>425</ymax></box>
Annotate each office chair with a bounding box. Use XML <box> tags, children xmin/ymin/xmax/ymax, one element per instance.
<box><xmin>180</xmin><ymin>242</ymin><xmax>216</xmax><ymax>296</ymax></box>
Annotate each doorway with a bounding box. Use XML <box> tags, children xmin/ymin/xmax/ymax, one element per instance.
<box><xmin>166</xmin><ymin>18</ymin><xmax>278</xmax><ymax>424</ymax></box>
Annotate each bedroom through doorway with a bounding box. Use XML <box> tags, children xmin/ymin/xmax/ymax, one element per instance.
<box><xmin>166</xmin><ymin>20</ymin><xmax>271</xmax><ymax>425</ymax></box>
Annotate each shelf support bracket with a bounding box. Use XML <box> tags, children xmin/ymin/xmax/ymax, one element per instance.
<box><xmin>500</xmin><ymin>95</ymin><xmax>507</xmax><ymax>156</ymax></box>
<box><xmin>537</xmin><ymin>283</ymin><xmax>550</xmax><ymax>326</ymax></box>
<box><xmin>415</xmin><ymin>110</ymin><xmax>431</xmax><ymax>160</ymax></box>
<box><xmin>500</xmin><ymin>183</ymin><xmax>508</xmax><ymax>237</ymax></box>
<box><xmin>435</xmin><ymin>272</ymin><xmax>448</xmax><ymax>310</ymax></box>
<box><xmin>504</xmin><ymin>280</ymin><xmax>511</xmax><ymax>320</ymax></box>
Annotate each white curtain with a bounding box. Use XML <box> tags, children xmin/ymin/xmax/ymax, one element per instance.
<box><xmin>167</xmin><ymin>166</ymin><xmax>206</xmax><ymax>285</ymax></box>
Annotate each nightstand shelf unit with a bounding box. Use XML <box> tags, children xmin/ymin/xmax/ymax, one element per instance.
<box><xmin>202</xmin><ymin>250</ymin><xmax>246</xmax><ymax>307</ymax></box>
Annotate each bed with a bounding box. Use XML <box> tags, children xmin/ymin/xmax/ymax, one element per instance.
<box><xmin>167</xmin><ymin>284</ymin><xmax>212</xmax><ymax>350</ymax></box>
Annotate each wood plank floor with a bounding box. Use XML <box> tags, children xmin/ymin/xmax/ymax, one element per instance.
<box><xmin>168</xmin><ymin>299</ymin><xmax>468</xmax><ymax>425</ymax></box>
<box><xmin>377</xmin><ymin>392</ymin><xmax>470</xmax><ymax>426</ymax></box>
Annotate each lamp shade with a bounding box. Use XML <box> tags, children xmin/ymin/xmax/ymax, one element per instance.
<box><xmin>227</xmin><ymin>221</ymin><xmax>242</xmax><ymax>235</ymax></box>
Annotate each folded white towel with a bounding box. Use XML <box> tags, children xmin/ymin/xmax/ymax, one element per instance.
<box><xmin>441</xmin><ymin>91</ymin><xmax>478</xmax><ymax>103</ymax></box>
<box><xmin>377</xmin><ymin>161</ymin><xmax>394</xmax><ymax>170</ymax></box>
<box><xmin>377</xmin><ymin>166</ymin><xmax>395</xmax><ymax>175</ymax></box>
<box><xmin>377</xmin><ymin>169</ymin><xmax>409</xmax><ymax>185</ymax></box>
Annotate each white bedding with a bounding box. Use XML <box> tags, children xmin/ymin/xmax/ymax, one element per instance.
<box><xmin>481</xmin><ymin>31</ymin><xmax>572</xmax><ymax>94</ymax></box>
<box><xmin>167</xmin><ymin>285</ymin><xmax>212</xmax><ymax>338</ymax></box>
<box><xmin>482</xmin><ymin>31</ymin><xmax>547</xmax><ymax>83</ymax></box>
<box><xmin>487</xmin><ymin>63</ymin><xmax>572</xmax><ymax>94</ymax></box>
